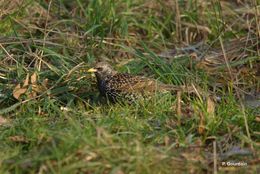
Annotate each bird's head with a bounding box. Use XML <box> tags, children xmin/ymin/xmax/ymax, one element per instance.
<box><xmin>87</xmin><ymin>62</ymin><xmax>117</xmax><ymax>80</ymax></box>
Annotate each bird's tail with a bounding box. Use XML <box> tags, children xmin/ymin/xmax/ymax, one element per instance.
<box><xmin>159</xmin><ymin>84</ymin><xmax>204</xmax><ymax>95</ymax></box>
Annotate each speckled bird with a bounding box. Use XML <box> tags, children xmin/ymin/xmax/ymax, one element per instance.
<box><xmin>87</xmin><ymin>62</ymin><xmax>182</xmax><ymax>103</ymax></box>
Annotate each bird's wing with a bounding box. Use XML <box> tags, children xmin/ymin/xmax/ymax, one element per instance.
<box><xmin>107</xmin><ymin>73</ymin><xmax>199</xmax><ymax>97</ymax></box>
<box><xmin>108</xmin><ymin>73</ymin><xmax>164</xmax><ymax>94</ymax></box>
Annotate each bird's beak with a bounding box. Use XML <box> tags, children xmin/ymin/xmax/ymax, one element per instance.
<box><xmin>87</xmin><ymin>68</ymin><xmax>97</xmax><ymax>73</ymax></box>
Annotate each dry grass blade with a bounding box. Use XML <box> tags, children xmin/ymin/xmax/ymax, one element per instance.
<box><xmin>8</xmin><ymin>135</ymin><xmax>28</xmax><ymax>143</ymax></box>
<box><xmin>176</xmin><ymin>90</ymin><xmax>182</xmax><ymax>125</ymax></box>
<box><xmin>207</xmin><ymin>97</ymin><xmax>215</xmax><ymax>118</ymax></box>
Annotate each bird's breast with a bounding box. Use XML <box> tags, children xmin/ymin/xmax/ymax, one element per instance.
<box><xmin>97</xmin><ymin>79</ymin><xmax>107</xmax><ymax>95</ymax></box>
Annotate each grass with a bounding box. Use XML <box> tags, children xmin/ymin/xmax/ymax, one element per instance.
<box><xmin>0</xmin><ymin>0</ymin><xmax>259</xmax><ymax>173</ymax></box>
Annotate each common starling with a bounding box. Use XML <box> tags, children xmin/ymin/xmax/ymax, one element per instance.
<box><xmin>87</xmin><ymin>62</ymin><xmax>184</xmax><ymax>103</ymax></box>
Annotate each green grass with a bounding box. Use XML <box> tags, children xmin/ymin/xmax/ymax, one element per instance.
<box><xmin>0</xmin><ymin>0</ymin><xmax>259</xmax><ymax>173</ymax></box>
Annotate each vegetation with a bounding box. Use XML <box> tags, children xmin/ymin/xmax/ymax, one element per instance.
<box><xmin>0</xmin><ymin>0</ymin><xmax>259</xmax><ymax>173</ymax></box>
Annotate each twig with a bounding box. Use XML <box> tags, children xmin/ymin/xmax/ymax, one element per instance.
<box><xmin>219</xmin><ymin>36</ymin><xmax>233</xmax><ymax>81</ymax></box>
<box><xmin>213</xmin><ymin>139</ymin><xmax>217</xmax><ymax>174</ymax></box>
<box><xmin>0</xmin><ymin>43</ymin><xmax>19</xmax><ymax>64</ymax></box>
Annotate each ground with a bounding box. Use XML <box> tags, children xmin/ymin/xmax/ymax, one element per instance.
<box><xmin>0</xmin><ymin>0</ymin><xmax>259</xmax><ymax>173</ymax></box>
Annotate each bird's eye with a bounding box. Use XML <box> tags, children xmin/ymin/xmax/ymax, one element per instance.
<box><xmin>97</xmin><ymin>67</ymin><xmax>103</xmax><ymax>71</ymax></box>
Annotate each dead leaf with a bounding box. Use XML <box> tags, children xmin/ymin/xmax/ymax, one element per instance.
<box><xmin>12</xmin><ymin>73</ymin><xmax>45</xmax><ymax>100</ymax></box>
<box><xmin>0</xmin><ymin>116</ymin><xmax>9</xmax><ymax>126</ymax></box>
<box><xmin>13</xmin><ymin>84</ymin><xmax>27</xmax><ymax>99</ymax></box>
<box><xmin>31</xmin><ymin>72</ymin><xmax>37</xmax><ymax>84</ymax></box>
<box><xmin>28</xmin><ymin>91</ymin><xmax>37</xmax><ymax>98</ymax></box>
<box><xmin>8</xmin><ymin>135</ymin><xmax>28</xmax><ymax>143</ymax></box>
<box><xmin>23</xmin><ymin>73</ymin><xmax>30</xmax><ymax>87</ymax></box>
<box><xmin>84</xmin><ymin>152</ymin><xmax>97</xmax><ymax>161</ymax></box>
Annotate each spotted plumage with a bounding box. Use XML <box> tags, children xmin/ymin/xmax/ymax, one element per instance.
<box><xmin>87</xmin><ymin>62</ymin><xmax>181</xmax><ymax>103</ymax></box>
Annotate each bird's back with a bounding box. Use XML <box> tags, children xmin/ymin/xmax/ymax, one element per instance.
<box><xmin>101</xmin><ymin>73</ymin><xmax>172</xmax><ymax>103</ymax></box>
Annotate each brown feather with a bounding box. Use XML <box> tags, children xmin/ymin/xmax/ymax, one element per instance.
<box><xmin>88</xmin><ymin>62</ymin><xmax>191</xmax><ymax>103</ymax></box>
